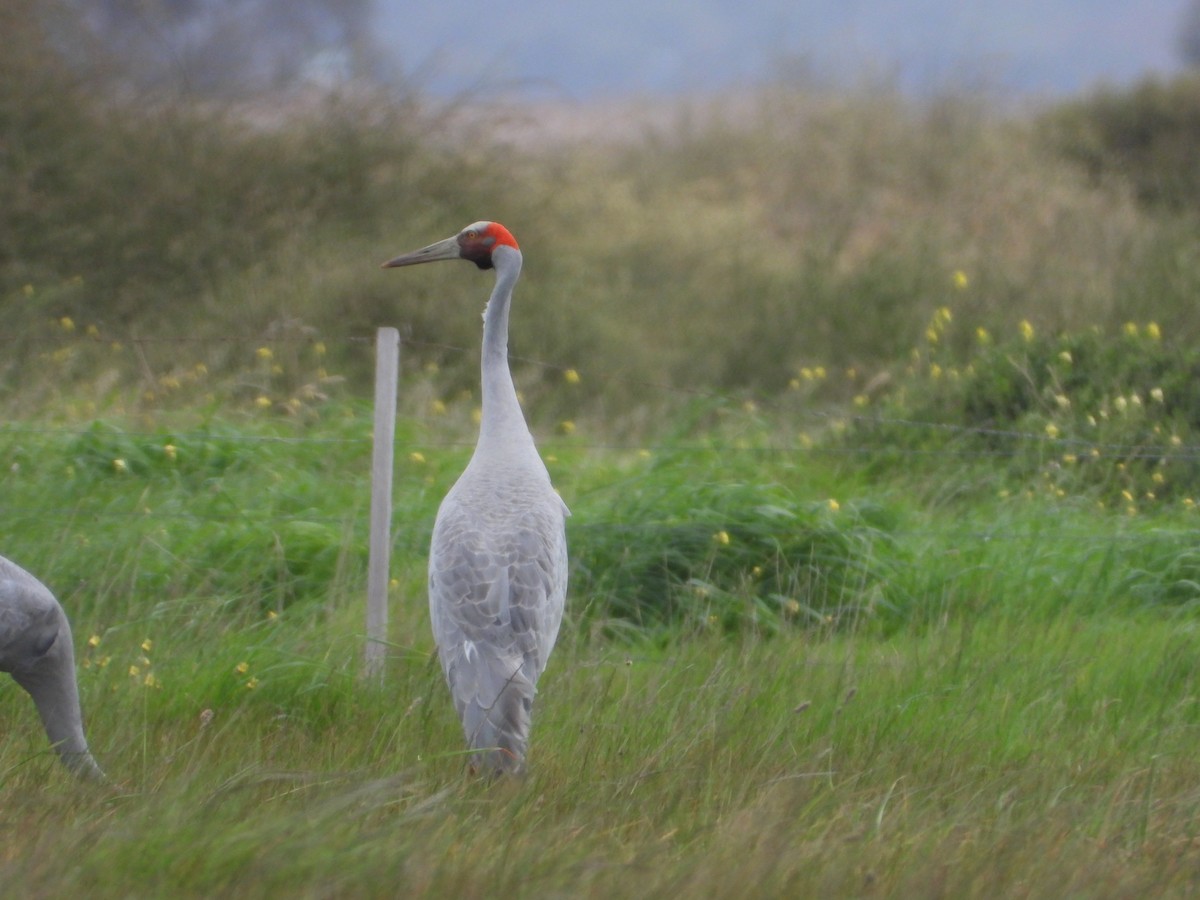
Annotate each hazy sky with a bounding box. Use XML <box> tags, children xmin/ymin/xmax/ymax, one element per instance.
<box><xmin>372</xmin><ymin>0</ymin><xmax>1189</xmax><ymax>100</ymax></box>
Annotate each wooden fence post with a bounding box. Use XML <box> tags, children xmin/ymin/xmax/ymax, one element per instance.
<box><xmin>365</xmin><ymin>327</ymin><xmax>399</xmax><ymax>679</ymax></box>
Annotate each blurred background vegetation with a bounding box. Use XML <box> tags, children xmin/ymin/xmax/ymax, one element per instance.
<box><xmin>3</xmin><ymin>0</ymin><xmax>1200</xmax><ymax>431</ymax></box>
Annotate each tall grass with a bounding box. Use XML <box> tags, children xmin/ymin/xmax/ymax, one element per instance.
<box><xmin>3</xmin><ymin>384</ymin><xmax>1200</xmax><ymax>895</ymax></box>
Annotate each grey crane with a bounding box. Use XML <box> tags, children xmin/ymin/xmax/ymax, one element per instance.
<box><xmin>0</xmin><ymin>554</ymin><xmax>104</xmax><ymax>779</ymax></box>
<box><xmin>383</xmin><ymin>221</ymin><xmax>569</xmax><ymax>776</ymax></box>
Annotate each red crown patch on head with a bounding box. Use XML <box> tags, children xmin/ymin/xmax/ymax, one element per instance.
<box><xmin>484</xmin><ymin>222</ymin><xmax>519</xmax><ymax>251</ymax></box>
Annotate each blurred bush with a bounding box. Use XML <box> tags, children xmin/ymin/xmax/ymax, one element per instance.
<box><xmin>1039</xmin><ymin>73</ymin><xmax>1200</xmax><ymax>212</ymax></box>
<box><xmin>846</xmin><ymin>315</ymin><xmax>1200</xmax><ymax>507</ymax></box>
<box><xmin>3</xmin><ymin>1</ymin><xmax>1200</xmax><ymax>430</ymax></box>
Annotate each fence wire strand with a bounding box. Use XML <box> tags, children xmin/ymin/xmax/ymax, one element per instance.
<box><xmin>3</xmin><ymin>332</ymin><xmax>1200</xmax><ymax>544</ymax></box>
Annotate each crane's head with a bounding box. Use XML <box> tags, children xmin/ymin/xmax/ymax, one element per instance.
<box><xmin>381</xmin><ymin>221</ymin><xmax>519</xmax><ymax>272</ymax></box>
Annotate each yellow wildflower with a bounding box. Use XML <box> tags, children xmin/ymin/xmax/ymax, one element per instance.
<box><xmin>713</xmin><ymin>530</ymin><xmax>731</xmax><ymax>546</ymax></box>
<box><xmin>827</xmin><ymin>498</ymin><xmax>840</xmax><ymax>512</ymax></box>
<box><xmin>255</xmin><ymin>396</ymin><xmax>271</xmax><ymax>408</ymax></box>
<box><xmin>246</xmin><ymin>677</ymin><xmax>259</xmax><ymax>690</ymax></box>
<box><xmin>1123</xmin><ymin>322</ymin><xmax>1139</xmax><ymax>338</ymax></box>
<box><xmin>975</xmin><ymin>327</ymin><xmax>991</xmax><ymax>345</ymax></box>
<box><xmin>59</xmin><ymin>317</ymin><xmax>74</xmax><ymax>332</ymax></box>
<box><xmin>1150</xmin><ymin>387</ymin><xmax>1164</xmax><ymax>404</ymax></box>
<box><xmin>112</xmin><ymin>458</ymin><xmax>128</xmax><ymax>474</ymax></box>
<box><xmin>408</xmin><ymin>451</ymin><xmax>426</xmax><ymax>464</ymax></box>
<box><xmin>141</xmin><ymin>639</ymin><xmax>152</xmax><ymax>653</ymax></box>
<box><xmin>88</xmin><ymin>635</ymin><xmax>101</xmax><ymax>648</ymax></box>
<box><xmin>952</xmin><ymin>270</ymin><xmax>969</xmax><ymax>290</ymax></box>
<box><xmin>1146</xmin><ymin>322</ymin><xmax>1161</xmax><ymax>341</ymax></box>
<box><xmin>1019</xmin><ymin>320</ymin><xmax>1034</xmax><ymax>342</ymax></box>
<box><xmin>564</xmin><ymin>368</ymin><xmax>581</xmax><ymax>384</ymax></box>
<box><xmin>164</xmin><ymin>444</ymin><xmax>177</xmax><ymax>461</ymax></box>
<box><xmin>256</xmin><ymin>346</ymin><xmax>273</xmax><ymax>361</ymax></box>
<box><xmin>235</xmin><ymin>661</ymin><xmax>250</xmax><ymax>675</ymax></box>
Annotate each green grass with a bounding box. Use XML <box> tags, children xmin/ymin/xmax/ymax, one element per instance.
<box><xmin>4</xmin><ymin>405</ymin><xmax>1200</xmax><ymax>896</ymax></box>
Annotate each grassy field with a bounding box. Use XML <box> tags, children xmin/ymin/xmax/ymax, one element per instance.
<box><xmin>6</xmin><ymin>4</ymin><xmax>1200</xmax><ymax>894</ymax></box>
<box><xmin>2</xmin><ymin>393</ymin><xmax>1200</xmax><ymax>896</ymax></box>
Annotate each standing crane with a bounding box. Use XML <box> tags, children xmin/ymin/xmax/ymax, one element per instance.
<box><xmin>0</xmin><ymin>554</ymin><xmax>105</xmax><ymax>780</ymax></box>
<box><xmin>383</xmin><ymin>221</ymin><xmax>568</xmax><ymax>776</ymax></box>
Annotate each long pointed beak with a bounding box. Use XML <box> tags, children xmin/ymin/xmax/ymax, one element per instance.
<box><xmin>381</xmin><ymin>235</ymin><xmax>461</xmax><ymax>269</ymax></box>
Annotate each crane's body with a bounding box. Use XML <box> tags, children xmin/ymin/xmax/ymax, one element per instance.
<box><xmin>0</xmin><ymin>555</ymin><xmax>104</xmax><ymax>779</ymax></box>
<box><xmin>383</xmin><ymin>221</ymin><xmax>568</xmax><ymax>775</ymax></box>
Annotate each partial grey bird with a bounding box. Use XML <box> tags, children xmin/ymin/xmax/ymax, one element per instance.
<box><xmin>383</xmin><ymin>221</ymin><xmax>569</xmax><ymax>776</ymax></box>
<box><xmin>0</xmin><ymin>554</ymin><xmax>104</xmax><ymax>779</ymax></box>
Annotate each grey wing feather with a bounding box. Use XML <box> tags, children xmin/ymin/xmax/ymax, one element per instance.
<box><xmin>429</xmin><ymin>498</ymin><xmax>566</xmax><ymax>675</ymax></box>
<box><xmin>428</xmin><ymin>490</ymin><xmax>567</xmax><ymax>773</ymax></box>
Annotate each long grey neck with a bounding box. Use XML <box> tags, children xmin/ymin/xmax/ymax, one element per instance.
<box><xmin>13</xmin><ymin>619</ymin><xmax>104</xmax><ymax>780</ymax></box>
<box><xmin>477</xmin><ymin>246</ymin><xmax>537</xmax><ymax>459</ymax></box>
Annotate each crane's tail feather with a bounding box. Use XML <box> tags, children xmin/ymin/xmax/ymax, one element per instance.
<box><xmin>458</xmin><ymin>654</ymin><xmax>535</xmax><ymax>777</ymax></box>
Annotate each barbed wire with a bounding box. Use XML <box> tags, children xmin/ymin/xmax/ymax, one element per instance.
<box><xmin>2</xmin><ymin>499</ymin><xmax>1196</xmax><ymax>545</ymax></box>
<box><xmin>3</xmin><ymin>419</ymin><xmax>1197</xmax><ymax>459</ymax></box>
<box><xmin>4</xmin><ymin>331</ymin><xmax>1200</xmax><ymax>464</ymax></box>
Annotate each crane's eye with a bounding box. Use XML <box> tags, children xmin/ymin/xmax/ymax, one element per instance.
<box><xmin>465</xmin><ymin>230</ymin><xmax>478</xmax><ymax>239</ymax></box>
